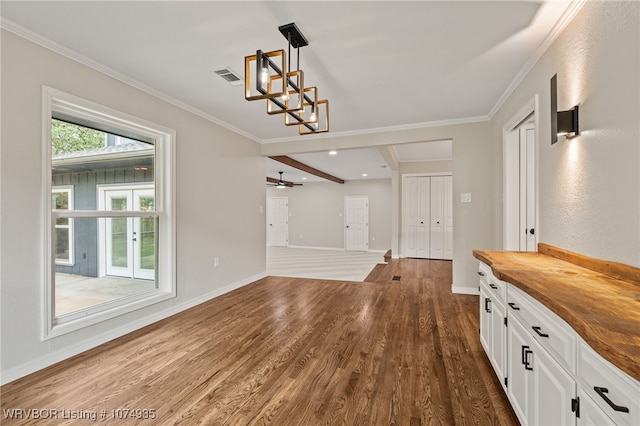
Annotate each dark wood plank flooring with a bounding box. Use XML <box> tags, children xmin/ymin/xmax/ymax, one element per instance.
<box><xmin>1</xmin><ymin>258</ymin><xmax>517</xmax><ymax>425</ymax></box>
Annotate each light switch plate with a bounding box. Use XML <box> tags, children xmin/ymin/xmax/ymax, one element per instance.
<box><xmin>461</xmin><ymin>193</ymin><xmax>472</xmax><ymax>203</ymax></box>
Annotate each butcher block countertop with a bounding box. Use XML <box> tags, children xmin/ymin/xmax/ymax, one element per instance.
<box><xmin>473</xmin><ymin>243</ymin><xmax>640</xmax><ymax>382</ymax></box>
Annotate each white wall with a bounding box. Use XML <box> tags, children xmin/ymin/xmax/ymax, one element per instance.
<box><xmin>0</xmin><ymin>30</ymin><xmax>267</xmax><ymax>382</ymax></box>
<box><xmin>490</xmin><ymin>1</ymin><xmax>640</xmax><ymax>266</ymax></box>
<box><xmin>268</xmin><ymin>179</ymin><xmax>392</xmax><ymax>251</ymax></box>
<box><xmin>400</xmin><ymin>160</ymin><xmax>453</xmax><ymax>175</ymax></box>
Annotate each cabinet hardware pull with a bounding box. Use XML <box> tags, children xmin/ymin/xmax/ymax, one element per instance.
<box><xmin>478</xmin><ymin>271</ymin><xmax>485</xmax><ymax>276</ymax></box>
<box><xmin>594</xmin><ymin>387</ymin><xmax>630</xmax><ymax>413</ymax></box>
<box><xmin>524</xmin><ymin>348</ymin><xmax>533</xmax><ymax>371</ymax></box>
<box><xmin>484</xmin><ymin>298</ymin><xmax>491</xmax><ymax>313</ymax></box>
<box><xmin>571</xmin><ymin>397</ymin><xmax>580</xmax><ymax>418</ymax></box>
<box><xmin>489</xmin><ymin>283</ymin><xmax>498</xmax><ymax>289</ymax></box>
<box><xmin>532</xmin><ymin>326</ymin><xmax>549</xmax><ymax>338</ymax></box>
<box><xmin>521</xmin><ymin>345</ymin><xmax>533</xmax><ymax>370</ymax></box>
<box><xmin>508</xmin><ymin>302</ymin><xmax>520</xmax><ymax>311</ymax></box>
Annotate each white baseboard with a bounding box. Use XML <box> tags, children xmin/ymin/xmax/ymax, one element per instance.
<box><xmin>286</xmin><ymin>245</ymin><xmax>345</xmax><ymax>251</ymax></box>
<box><xmin>285</xmin><ymin>245</ymin><xmax>386</xmax><ymax>253</ymax></box>
<box><xmin>0</xmin><ymin>272</ymin><xmax>267</xmax><ymax>386</ymax></box>
<box><xmin>451</xmin><ymin>285</ymin><xmax>480</xmax><ymax>295</ymax></box>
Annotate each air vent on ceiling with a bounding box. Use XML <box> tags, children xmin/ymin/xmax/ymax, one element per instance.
<box><xmin>214</xmin><ymin>67</ymin><xmax>242</xmax><ymax>86</ymax></box>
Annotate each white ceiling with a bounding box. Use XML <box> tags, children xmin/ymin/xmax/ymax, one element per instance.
<box><xmin>1</xmin><ymin>1</ymin><xmax>573</xmax><ymax>184</ymax></box>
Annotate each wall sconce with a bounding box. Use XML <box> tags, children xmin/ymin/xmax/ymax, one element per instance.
<box><xmin>550</xmin><ymin>73</ymin><xmax>579</xmax><ymax>144</ymax></box>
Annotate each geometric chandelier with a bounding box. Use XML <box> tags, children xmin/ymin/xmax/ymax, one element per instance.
<box><xmin>244</xmin><ymin>22</ymin><xmax>329</xmax><ymax>135</ymax></box>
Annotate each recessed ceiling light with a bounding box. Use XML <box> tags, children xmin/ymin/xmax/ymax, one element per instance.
<box><xmin>362</xmin><ymin>173</ymin><xmax>368</xmax><ymax>177</ymax></box>
<box><xmin>329</xmin><ymin>150</ymin><xmax>337</xmax><ymax>155</ymax></box>
<box><xmin>302</xmin><ymin>177</ymin><xmax>307</xmax><ymax>180</ymax></box>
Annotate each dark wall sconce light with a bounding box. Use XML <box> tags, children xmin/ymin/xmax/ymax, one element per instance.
<box><xmin>550</xmin><ymin>73</ymin><xmax>579</xmax><ymax>144</ymax></box>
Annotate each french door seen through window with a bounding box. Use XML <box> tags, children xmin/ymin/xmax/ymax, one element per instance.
<box><xmin>101</xmin><ymin>186</ymin><xmax>155</xmax><ymax>280</ymax></box>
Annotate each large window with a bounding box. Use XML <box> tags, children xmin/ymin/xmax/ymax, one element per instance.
<box><xmin>43</xmin><ymin>87</ymin><xmax>175</xmax><ymax>338</ymax></box>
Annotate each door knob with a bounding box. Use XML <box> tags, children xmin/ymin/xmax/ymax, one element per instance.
<box><xmin>529</xmin><ymin>228</ymin><xmax>535</xmax><ymax>235</ymax></box>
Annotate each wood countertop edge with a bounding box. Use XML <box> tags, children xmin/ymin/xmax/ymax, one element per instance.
<box><xmin>472</xmin><ymin>249</ymin><xmax>640</xmax><ymax>382</ymax></box>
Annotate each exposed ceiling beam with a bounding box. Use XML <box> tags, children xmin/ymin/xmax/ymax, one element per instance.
<box><xmin>269</xmin><ymin>155</ymin><xmax>345</xmax><ymax>184</ymax></box>
<box><xmin>266</xmin><ymin>176</ymin><xmax>294</xmax><ymax>187</ymax></box>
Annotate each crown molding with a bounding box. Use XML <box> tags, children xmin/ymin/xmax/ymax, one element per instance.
<box><xmin>0</xmin><ymin>17</ymin><xmax>261</xmax><ymax>143</ymax></box>
<box><xmin>261</xmin><ymin>115</ymin><xmax>490</xmax><ymax>144</ymax></box>
<box><xmin>488</xmin><ymin>0</ymin><xmax>587</xmax><ymax>119</ymax></box>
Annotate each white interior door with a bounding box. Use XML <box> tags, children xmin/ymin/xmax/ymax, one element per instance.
<box><xmin>430</xmin><ymin>176</ymin><xmax>444</xmax><ymax>259</ymax></box>
<box><xmin>267</xmin><ymin>197</ymin><xmax>288</xmax><ymax>247</ymax></box>
<box><xmin>402</xmin><ymin>176</ymin><xmax>431</xmax><ymax>258</ymax></box>
<box><xmin>523</xmin><ymin>124</ymin><xmax>536</xmax><ymax>251</ymax></box>
<box><xmin>443</xmin><ymin>175</ymin><xmax>453</xmax><ymax>260</ymax></box>
<box><xmin>505</xmin><ymin>120</ymin><xmax>536</xmax><ymax>251</ymax></box>
<box><xmin>102</xmin><ymin>185</ymin><xmax>155</xmax><ymax>280</ymax></box>
<box><xmin>345</xmin><ymin>196</ymin><xmax>368</xmax><ymax>251</ymax></box>
<box><xmin>402</xmin><ymin>177</ymin><xmax>418</xmax><ymax>257</ymax></box>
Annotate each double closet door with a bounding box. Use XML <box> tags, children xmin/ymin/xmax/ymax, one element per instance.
<box><xmin>402</xmin><ymin>175</ymin><xmax>453</xmax><ymax>260</ymax></box>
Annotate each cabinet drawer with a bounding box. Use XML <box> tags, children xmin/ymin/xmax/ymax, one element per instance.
<box><xmin>579</xmin><ymin>341</ymin><xmax>640</xmax><ymax>426</ymax></box>
<box><xmin>507</xmin><ymin>285</ymin><xmax>576</xmax><ymax>373</ymax></box>
<box><xmin>478</xmin><ymin>262</ymin><xmax>505</xmax><ymax>301</ymax></box>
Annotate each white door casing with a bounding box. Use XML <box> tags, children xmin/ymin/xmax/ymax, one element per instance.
<box><xmin>267</xmin><ymin>197</ymin><xmax>289</xmax><ymax>247</ymax></box>
<box><xmin>345</xmin><ymin>196</ymin><xmax>368</xmax><ymax>251</ymax></box>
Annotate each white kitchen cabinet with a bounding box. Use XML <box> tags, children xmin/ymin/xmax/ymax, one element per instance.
<box><xmin>478</xmin><ymin>263</ymin><xmax>507</xmax><ymax>391</ymax></box>
<box><xmin>507</xmin><ymin>310</ymin><xmax>530</xmax><ymax>422</ymax></box>
<box><xmin>506</xmin><ymin>287</ymin><xmax>577</xmax><ymax>426</ymax></box>
<box><xmin>578</xmin><ymin>341</ymin><xmax>640</xmax><ymax>426</ymax></box>
<box><xmin>578</xmin><ymin>389</ymin><xmax>616</xmax><ymax>426</ymax></box>
<box><xmin>476</xmin><ymin>257</ymin><xmax>640</xmax><ymax>426</ymax></box>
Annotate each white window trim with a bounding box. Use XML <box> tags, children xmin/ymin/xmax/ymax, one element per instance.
<box><xmin>42</xmin><ymin>86</ymin><xmax>176</xmax><ymax>339</ymax></box>
<box><xmin>52</xmin><ymin>185</ymin><xmax>75</xmax><ymax>266</ymax></box>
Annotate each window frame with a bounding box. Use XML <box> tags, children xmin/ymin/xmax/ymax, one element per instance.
<box><xmin>52</xmin><ymin>185</ymin><xmax>75</xmax><ymax>266</ymax></box>
<box><xmin>42</xmin><ymin>86</ymin><xmax>176</xmax><ymax>339</ymax></box>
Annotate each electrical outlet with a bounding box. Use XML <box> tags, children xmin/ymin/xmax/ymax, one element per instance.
<box><xmin>213</xmin><ymin>257</ymin><xmax>220</xmax><ymax>268</ymax></box>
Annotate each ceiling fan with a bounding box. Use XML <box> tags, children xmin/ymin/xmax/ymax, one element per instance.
<box><xmin>266</xmin><ymin>171</ymin><xmax>302</xmax><ymax>189</ymax></box>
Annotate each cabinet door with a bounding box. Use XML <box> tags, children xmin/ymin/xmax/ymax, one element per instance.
<box><xmin>507</xmin><ymin>315</ymin><xmax>530</xmax><ymax>424</ymax></box>
<box><xmin>479</xmin><ymin>285</ymin><xmax>491</xmax><ymax>355</ymax></box>
<box><xmin>490</xmin><ymin>296</ymin><xmax>507</xmax><ymax>389</ymax></box>
<box><xmin>530</xmin><ymin>336</ymin><xmax>576</xmax><ymax>426</ymax></box>
<box><xmin>577</xmin><ymin>389</ymin><xmax>616</xmax><ymax>426</ymax></box>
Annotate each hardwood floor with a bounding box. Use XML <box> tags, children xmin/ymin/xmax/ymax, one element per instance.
<box><xmin>1</xmin><ymin>259</ymin><xmax>517</xmax><ymax>425</ymax></box>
